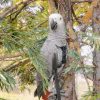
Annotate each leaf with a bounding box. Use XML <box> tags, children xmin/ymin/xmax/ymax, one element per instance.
<box><xmin>64</xmin><ymin>67</ymin><xmax>73</xmax><ymax>74</ymax></box>
<box><xmin>0</xmin><ymin>71</ymin><xmax>15</xmax><ymax>91</ymax></box>
<box><xmin>68</xmin><ymin>50</ymin><xmax>80</xmax><ymax>61</ymax></box>
<box><xmin>0</xmin><ymin>72</ymin><xmax>9</xmax><ymax>86</ymax></box>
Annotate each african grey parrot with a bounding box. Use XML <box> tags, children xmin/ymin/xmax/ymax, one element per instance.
<box><xmin>34</xmin><ymin>13</ymin><xmax>67</xmax><ymax>99</ymax></box>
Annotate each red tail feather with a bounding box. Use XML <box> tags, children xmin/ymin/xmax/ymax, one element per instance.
<box><xmin>42</xmin><ymin>90</ymin><xmax>50</xmax><ymax>100</ymax></box>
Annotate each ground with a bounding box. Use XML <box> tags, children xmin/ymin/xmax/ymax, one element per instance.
<box><xmin>0</xmin><ymin>74</ymin><xmax>92</xmax><ymax>100</ymax></box>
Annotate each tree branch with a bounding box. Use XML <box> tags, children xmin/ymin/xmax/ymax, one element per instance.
<box><xmin>72</xmin><ymin>0</ymin><xmax>93</xmax><ymax>4</ymax></box>
<box><xmin>34</xmin><ymin>20</ymin><xmax>48</xmax><ymax>29</ymax></box>
<box><xmin>0</xmin><ymin>52</ymin><xmax>22</xmax><ymax>61</ymax></box>
<box><xmin>48</xmin><ymin>0</ymin><xmax>57</xmax><ymax>14</ymax></box>
<box><xmin>0</xmin><ymin>59</ymin><xmax>17</xmax><ymax>61</ymax></box>
<box><xmin>4</xmin><ymin>58</ymin><xmax>30</xmax><ymax>72</ymax></box>
<box><xmin>10</xmin><ymin>3</ymin><xmax>27</xmax><ymax>22</ymax></box>
<box><xmin>0</xmin><ymin>0</ymin><xmax>35</xmax><ymax>20</ymax></box>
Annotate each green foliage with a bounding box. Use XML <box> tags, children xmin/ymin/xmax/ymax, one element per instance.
<box><xmin>64</xmin><ymin>50</ymin><xmax>81</xmax><ymax>74</ymax></box>
<box><xmin>81</xmin><ymin>30</ymin><xmax>100</xmax><ymax>50</ymax></box>
<box><xmin>0</xmin><ymin>70</ymin><xmax>15</xmax><ymax>91</ymax></box>
<box><xmin>65</xmin><ymin>49</ymin><xmax>93</xmax><ymax>76</ymax></box>
<box><xmin>0</xmin><ymin>0</ymin><xmax>10</xmax><ymax>4</ymax></box>
<box><xmin>82</xmin><ymin>91</ymin><xmax>100</xmax><ymax>100</ymax></box>
<box><xmin>0</xmin><ymin>98</ymin><xmax>7</xmax><ymax>100</ymax></box>
<box><xmin>0</xmin><ymin>0</ymin><xmax>49</xmax><ymax>90</ymax></box>
<box><xmin>90</xmin><ymin>34</ymin><xmax>100</xmax><ymax>50</ymax></box>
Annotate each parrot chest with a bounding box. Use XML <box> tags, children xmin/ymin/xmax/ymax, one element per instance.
<box><xmin>41</xmin><ymin>39</ymin><xmax>67</xmax><ymax>66</ymax></box>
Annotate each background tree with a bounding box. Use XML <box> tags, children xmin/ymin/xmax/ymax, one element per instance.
<box><xmin>48</xmin><ymin>0</ymin><xmax>100</xmax><ymax>100</ymax></box>
<box><xmin>92</xmin><ymin>0</ymin><xmax>100</xmax><ymax>96</ymax></box>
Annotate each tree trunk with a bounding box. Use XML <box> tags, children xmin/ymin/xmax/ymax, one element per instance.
<box><xmin>48</xmin><ymin>0</ymin><xmax>77</xmax><ymax>100</ymax></box>
<box><xmin>58</xmin><ymin>0</ymin><xmax>77</xmax><ymax>100</ymax></box>
<box><xmin>92</xmin><ymin>0</ymin><xmax>100</xmax><ymax>98</ymax></box>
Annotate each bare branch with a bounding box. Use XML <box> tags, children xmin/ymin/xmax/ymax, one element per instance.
<box><xmin>10</xmin><ymin>3</ymin><xmax>27</xmax><ymax>22</ymax></box>
<box><xmin>34</xmin><ymin>20</ymin><xmax>48</xmax><ymax>29</ymax></box>
<box><xmin>0</xmin><ymin>59</ymin><xmax>17</xmax><ymax>61</ymax></box>
<box><xmin>4</xmin><ymin>58</ymin><xmax>30</xmax><ymax>72</ymax></box>
<box><xmin>0</xmin><ymin>0</ymin><xmax>35</xmax><ymax>20</ymax></box>
<box><xmin>72</xmin><ymin>0</ymin><xmax>93</xmax><ymax>4</ymax></box>
<box><xmin>0</xmin><ymin>52</ymin><xmax>23</xmax><ymax>61</ymax></box>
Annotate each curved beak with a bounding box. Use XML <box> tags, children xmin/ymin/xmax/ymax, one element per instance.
<box><xmin>50</xmin><ymin>19</ymin><xmax>57</xmax><ymax>30</ymax></box>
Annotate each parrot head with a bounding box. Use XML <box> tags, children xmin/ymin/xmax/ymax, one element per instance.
<box><xmin>49</xmin><ymin>13</ymin><xmax>65</xmax><ymax>32</ymax></box>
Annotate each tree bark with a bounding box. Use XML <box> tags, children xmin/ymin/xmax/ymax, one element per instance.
<box><xmin>92</xmin><ymin>0</ymin><xmax>100</xmax><ymax>98</ymax></box>
<box><xmin>48</xmin><ymin>0</ymin><xmax>57</xmax><ymax>14</ymax></box>
<box><xmin>58</xmin><ymin>0</ymin><xmax>77</xmax><ymax>99</ymax></box>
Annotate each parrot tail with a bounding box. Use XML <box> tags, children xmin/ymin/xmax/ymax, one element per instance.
<box><xmin>34</xmin><ymin>81</ymin><xmax>50</xmax><ymax>100</ymax></box>
<box><xmin>42</xmin><ymin>90</ymin><xmax>51</xmax><ymax>100</ymax></box>
<box><xmin>34</xmin><ymin>81</ymin><xmax>44</xmax><ymax>99</ymax></box>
